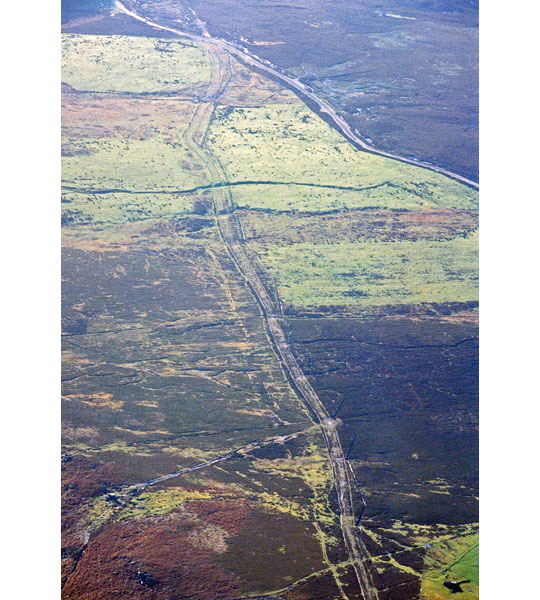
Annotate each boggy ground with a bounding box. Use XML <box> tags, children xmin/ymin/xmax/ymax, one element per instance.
<box><xmin>62</xmin><ymin>30</ymin><xmax>360</xmax><ymax>600</ymax></box>
<box><xmin>62</xmin><ymin>19</ymin><xmax>478</xmax><ymax>599</ymax></box>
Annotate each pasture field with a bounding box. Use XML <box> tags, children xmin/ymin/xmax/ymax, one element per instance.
<box><xmin>229</xmin><ymin>182</ymin><xmax>472</xmax><ymax>213</ymax></box>
<box><xmin>253</xmin><ymin>232</ymin><xmax>478</xmax><ymax>308</ymax></box>
<box><xmin>62</xmin><ymin>135</ymin><xmax>206</xmax><ymax>190</ymax></box>
<box><xmin>61</xmin><ymin>190</ymin><xmax>197</xmax><ymax>227</ymax></box>
<box><xmin>61</xmin><ymin>91</ymin><xmax>206</xmax><ymax>226</ymax></box>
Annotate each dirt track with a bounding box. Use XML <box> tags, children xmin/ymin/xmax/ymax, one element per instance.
<box><xmin>108</xmin><ymin>4</ymin><xmax>384</xmax><ymax>597</ymax></box>
<box><xmin>176</xmin><ymin>33</ymin><xmax>379</xmax><ymax>600</ymax></box>
<box><xmin>115</xmin><ymin>1</ymin><xmax>478</xmax><ymax>190</ymax></box>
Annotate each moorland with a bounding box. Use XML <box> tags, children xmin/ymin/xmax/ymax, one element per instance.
<box><xmin>103</xmin><ymin>0</ymin><xmax>479</xmax><ymax>182</ymax></box>
<box><xmin>62</xmin><ymin>4</ymin><xmax>478</xmax><ymax>599</ymax></box>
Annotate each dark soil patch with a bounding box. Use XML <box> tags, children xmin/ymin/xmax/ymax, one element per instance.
<box><xmin>62</xmin><ymin>13</ymin><xmax>178</xmax><ymax>38</ymax></box>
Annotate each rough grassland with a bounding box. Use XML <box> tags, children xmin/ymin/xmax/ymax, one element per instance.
<box><xmin>230</xmin><ymin>182</ymin><xmax>458</xmax><ymax>213</ymax></box>
<box><xmin>61</xmin><ymin>190</ymin><xmax>196</xmax><ymax>227</ymax></box>
<box><xmin>255</xmin><ymin>231</ymin><xmax>478</xmax><ymax>307</ymax></box>
<box><xmin>62</xmin><ymin>27</ymin><xmax>478</xmax><ymax>599</ymax></box>
<box><xmin>62</xmin><ymin>34</ymin><xmax>211</xmax><ymax>93</ymax></box>
<box><xmin>62</xmin><ymin>94</ymin><xmax>196</xmax><ymax>140</ymax></box>
<box><xmin>62</xmin><ymin>136</ymin><xmax>206</xmax><ymax>191</ymax></box>
<box><xmin>240</xmin><ymin>209</ymin><xmax>478</xmax><ymax>244</ymax></box>
<box><xmin>207</xmin><ymin>105</ymin><xmax>478</xmax><ymax>212</ymax></box>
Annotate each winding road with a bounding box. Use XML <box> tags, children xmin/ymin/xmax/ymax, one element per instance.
<box><xmin>115</xmin><ymin>1</ymin><xmax>478</xmax><ymax>190</ymax></box>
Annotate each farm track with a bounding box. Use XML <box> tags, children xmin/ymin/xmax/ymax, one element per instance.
<box><xmin>115</xmin><ymin>1</ymin><xmax>478</xmax><ymax>189</ymax></box>
<box><xmin>176</xmin><ymin>33</ymin><xmax>379</xmax><ymax>600</ymax></box>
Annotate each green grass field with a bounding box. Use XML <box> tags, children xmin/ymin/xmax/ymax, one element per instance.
<box><xmin>62</xmin><ymin>136</ymin><xmax>207</xmax><ymax>192</ymax></box>
<box><xmin>421</xmin><ymin>533</ymin><xmax>479</xmax><ymax>599</ymax></box>
<box><xmin>230</xmin><ymin>182</ymin><xmax>459</xmax><ymax>213</ymax></box>
<box><xmin>61</xmin><ymin>190</ymin><xmax>197</xmax><ymax>226</ymax></box>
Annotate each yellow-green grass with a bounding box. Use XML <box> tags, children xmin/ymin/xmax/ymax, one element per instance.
<box><xmin>61</xmin><ymin>190</ymin><xmax>196</xmax><ymax>227</ymax></box>
<box><xmin>254</xmin><ymin>231</ymin><xmax>478</xmax><ymax>307</ymax></box>
<box><xmin>62</xmin><ymin>34</ymin><xmax>211</xmax><ymax>94</ymax></box>
<box><xmin>207</xmin><ymin>105</ymin><xmax>478</xmax><ymax>212</ymax></box>
<box><xmin>62</xmin><ymin>136</ymin><xmax>207</xmax><ymax>193</ymax></box>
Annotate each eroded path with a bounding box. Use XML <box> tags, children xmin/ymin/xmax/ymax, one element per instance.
<box><xmin>177</xmin><ymin>36</ymin><xmax>378</xmax><ymax>600</ymax></box>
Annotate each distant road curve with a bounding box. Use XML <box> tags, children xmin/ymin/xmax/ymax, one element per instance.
<box><xmin>114</xmin><ymin>1</ymin><xmax>479</xmax><ymax>189</ymax></box>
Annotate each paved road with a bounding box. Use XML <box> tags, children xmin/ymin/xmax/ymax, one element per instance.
<box><xmin>115</xmin><ymin>1</ymin><xmax>478</xmax><ymax>189</ymax></box>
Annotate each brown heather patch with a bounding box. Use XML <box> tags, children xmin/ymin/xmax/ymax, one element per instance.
<box><xmin>62</xmin><ymin>94</ymin><xmax>194</xmax><ymax>141</ymax></box>
<box><xmin>62</xmin><ymin>517</ymin><xmax>242</xmax><ymax>600</ymax></box>
<box><xmin>217</xmin><ymin>66</ymin><xmax>298</xmax><ymax>106</ymax></box>
<box><xmin>240</xmin><ymin>208</ymin><xmax>478</xmax><ymax>245</ymax></box>
<box><xmin>190</xmin><ymin>498</ymin><xmax>251</xmax><ymax>535</ymax></box>
<box><xmin>215</xmin><ymin>505</ymin><xmax>325</xmax><ymax>591</ymax></box>
<box><xmin>62</xmin><ymin>456</ymin><xmax>122</xmax><ymax>550</ymax></box>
